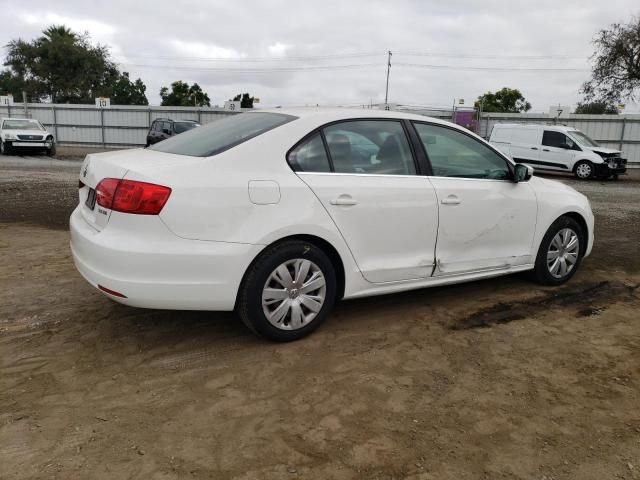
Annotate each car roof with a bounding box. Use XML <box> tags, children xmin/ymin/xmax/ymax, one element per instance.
<box><xmin>249</xmin><ymin>107</ymin><xmax>461</xmax><ymax>131</ymax></box>
<box><xmin>493</xmin><ymin>122</ymin><xmax>577</xmax><ymax>132</ymax></box>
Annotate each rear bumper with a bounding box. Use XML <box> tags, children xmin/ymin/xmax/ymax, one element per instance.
<box><xmin>69</xmin><ymin>206</ymin><xmax>263</xmax><ymax>310</ymax></box>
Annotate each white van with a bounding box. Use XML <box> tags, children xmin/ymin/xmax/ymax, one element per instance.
<box><xmin>489</xmin><ymin>123</ymin><xmax>627</xmax><ymax>179</ymax></box>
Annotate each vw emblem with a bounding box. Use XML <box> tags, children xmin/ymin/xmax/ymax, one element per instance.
<box><xmin>83</xmin><ymin>167</ymin><xmax>88</xmax><ymax>177</ymax></box>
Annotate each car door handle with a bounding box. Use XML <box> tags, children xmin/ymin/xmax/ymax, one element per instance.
<box><xmin>330</xmin><ymin>195</ymin><xmax>358</xmax><ymax>206</ymax></box>
<box><xmin>531</xmin><ymin>147</ymin><xmax>538</xmax><ymax>150</ymax></box>
<box><xmin>441</xmin><ymin>195</ymin><xmax>461</xmax><ymax>205</ymax></box>
<box><xmin>542</xmin><ymin>148</ymin><xmax>550</xmax><ymax>152</ymax></box>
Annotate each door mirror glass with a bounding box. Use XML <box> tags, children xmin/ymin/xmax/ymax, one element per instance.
<box><xmin>514</xmin><ymin>163</ymin><xmax>533</xmax><ymax>182</ymax></box>
<box><xmin>559</xmin><ymin>143</ymin><xmax>571</xmax><ymax>149</ymax></box>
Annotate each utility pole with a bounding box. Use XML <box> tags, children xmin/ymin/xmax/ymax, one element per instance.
<box><xmin>384</xmin><ymin>50</ymin><xmax>392</xmax><ymax>106</ymax></box>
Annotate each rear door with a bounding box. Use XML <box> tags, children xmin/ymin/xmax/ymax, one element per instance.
<box><xmin>507</xmin><ymin>126</ymin><xmax>542</xmax><ymax>165</ymax></box>
<box><xmin>413</xmin><ymin>122</ymin><xmax>538</xmax><ymax>276</ymax></box>
<box><xmin>292</xmin><ymin>120</ymin><xmax>439</xmax><ymax>283</ymax></box>
<box><xmin>539</xmin><ymin>130</ymin><xmax>577</xmax><ymax>172</ymax></box>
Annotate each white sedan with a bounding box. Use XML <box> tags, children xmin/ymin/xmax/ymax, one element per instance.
<box><xmin>70</xmin><ymin>109</ymin><xmax>594</xmax><ymax>341</ymax></box>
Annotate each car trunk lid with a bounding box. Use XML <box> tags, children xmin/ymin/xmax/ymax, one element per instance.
<box><xmin>77</xmin><ymin>148</ymin><xmax>201</xmax><ymax>231</ymax></box>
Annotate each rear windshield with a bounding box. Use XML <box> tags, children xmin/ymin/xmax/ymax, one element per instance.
<box><xmin>149</xmin><ymin>112</ymin><xmax>297</xmax><ymax>157</ymax></box>
<box><xmin>173</xmin><ymin>121</ymin><xmax>199</xmax><ymax>134</ymax></box>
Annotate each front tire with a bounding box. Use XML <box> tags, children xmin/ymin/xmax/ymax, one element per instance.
<box><xmin>237</xmin><ymin>240</ymin><xmax>337</xmax><ymax>342</ymax></box>
<box><xmin>530</xmin><ymin>216</ymin><xmax>585</xmax><ymax>286</ymax></box>
<box><xmin>46</xmin><ymin>143</ymin><xmax>56</xmax><ymax>157</ymax></box>
<box><xmin>574</xmin><ymin>160</ymin><xmax>593</xmax><ymax>180</ymax></box>
<box><xmin>0</xmin><ymin>141</ymin><xmax>10</xmax><ymax>155</ymax></box>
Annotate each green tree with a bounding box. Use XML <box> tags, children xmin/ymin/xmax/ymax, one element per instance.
<box><xmin>574</xmin><ymin>101</ymin><xmax>619</xmax><ymax>114</ymax></box>
<box><xmin>474</xmin><ymin>87</ymin><xmax>532</xmax><ymax>113</ymax></box>
<box><xmin>160</xmin><ymin>81</ymin><xmax>210</xmax><ymax>106</ymax></box>
<box><xmin>109</xmin><ymin>72</ymin><xmax>148</xmax><ymax>105</ymax></box>
<box><xmin>1</xmin><ymin>25</ymin><xmax>144</xmax><ymax>103</ymax></box>
<box><xmin>581</xmin><ymin>17</ymin><xmax>640</xmax><ymax>103</ymax></box>
<box><xmin>233</xmin><ymin>92</ymin><xmax>254</xmax><ymax>108</ymax></box>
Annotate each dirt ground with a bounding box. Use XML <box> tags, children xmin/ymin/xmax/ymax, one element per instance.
<box><xmin>1</xmin><ymin>154</ymin><xmax>639</xmax><ymax>480</ymax></box>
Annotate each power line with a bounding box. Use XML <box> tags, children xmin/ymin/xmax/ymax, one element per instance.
<box><xmin>396</xmin><ymin>51</ymin><xmax>585</xmax><ymax>60</ymax></box>
<box><xmin>118</xmin><ymin>61</ymin><xmax>588</xmax><ymax>74</ymax></box>
<box><xmin>119</xmin><ymin>62</ymin><xmax>383</xmax><ymax>73</ymax></box>
<box><xmin>115</xmin><ymin>51</ymin><xmax>385</xmax><ymax>63</ymax></box>
<box><xmin>395</xmin><ymin>63</ymin><xmax>588</xmax><ymax>72</ymax></box>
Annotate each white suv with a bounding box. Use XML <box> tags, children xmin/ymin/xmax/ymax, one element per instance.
<box><xmin>0</xmin><ymin>118</ymin><xmax>56</xmax><ymax>156</ymax></box>
<box><xmin>489</xmin><ymin>123</ymin><xmax>627</xmax><ymax>179</ymax></box>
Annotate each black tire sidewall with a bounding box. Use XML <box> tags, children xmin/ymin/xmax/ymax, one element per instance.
<box><xmin>533</xmin><ymin>216</ymin><xmax>585</xmax><ymax>285</ymax></box>
<box><xmin>239</xmin><ymin>241</ymin><xmax>337</xmax><ymax>342</ymax></box>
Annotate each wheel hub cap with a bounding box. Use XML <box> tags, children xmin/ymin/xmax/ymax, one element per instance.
<box><xmin>547</xmin><ymin>228</ymin><xmax>580</xmax><ymax>279</ymax></box>
<box><xmin>262</xmin><ymin>259</ymin><xmax>327</xmax><ymax>330</ymax></box>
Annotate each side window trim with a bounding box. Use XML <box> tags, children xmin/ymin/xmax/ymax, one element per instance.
<box><xmin>410</xmin><ymin>120</ymin><xmax>515</xmax><ymax>181</ymax></box>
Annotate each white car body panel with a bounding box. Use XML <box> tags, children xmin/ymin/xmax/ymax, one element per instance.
<box><xmin>428</xmin><ymin>177</ymin><xmax>537</xmax><ymax>275</ymax></box>
<box><xmin>299</xmin><ymin>172</ymin><xmax>439</xmax><ymax>283</ymax></box>
<box><xmin>70</xmin><ymin>108</ymin><xmax>595</xmax><ymax>311</ymax></box>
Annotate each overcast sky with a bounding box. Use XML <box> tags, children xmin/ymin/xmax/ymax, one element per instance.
<box><xmin>2</xmin><ymin>0</ymin><xmax>639</xmax><ymax>111</ymax></box>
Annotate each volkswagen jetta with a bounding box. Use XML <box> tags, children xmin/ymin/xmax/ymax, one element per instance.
<box><xmin>70</xmin><ymin>109</ymin><xmax>594</xmax><ymax>341</ymax></box>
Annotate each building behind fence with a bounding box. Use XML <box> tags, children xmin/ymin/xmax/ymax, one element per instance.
<box><xmin>1</xmin><ymin>102</ymin><xmax>638</xmax><ymax>166</ymax></box>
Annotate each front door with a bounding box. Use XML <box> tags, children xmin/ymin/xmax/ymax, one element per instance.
<box><xmin>539</xmin><ymin>130</ymin><xmax>577</xmax><ymax>172</ymax></box>
<box><xmin>413</xmin><ymin>122</ymin><xmax>538</xmax><ymax>276</ymax></box>
<box><xmin>290</xmin><ymin>120</ymin><xmax>439</xmax><ymax>283</ymax></box>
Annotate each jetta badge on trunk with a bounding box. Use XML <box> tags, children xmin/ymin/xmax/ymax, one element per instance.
<box><xmin>83</xmin><ymin>166</ymin><xmax>88</xmax><ymax>177</ymax></box>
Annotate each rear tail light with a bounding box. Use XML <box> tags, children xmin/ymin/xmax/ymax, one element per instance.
<box><xmin>95</xmin><ymin>178</ymin><xmax>171</xmax><ymax>215</ymax></box>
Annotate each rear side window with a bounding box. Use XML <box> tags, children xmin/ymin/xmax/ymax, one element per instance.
<box><xmin>323</xmin><ymin>120</ymin><xmax>416</xmax><ymax>175</ymax></box>
<box><xmin>288</xmin><ymin>133</ymin><xmax>331</xmax><ymax>172</ymax></box>
<box><xmin>150</xmin><ymin>113</ymin><xmax>297</xmax><ymax>157</ymax></box>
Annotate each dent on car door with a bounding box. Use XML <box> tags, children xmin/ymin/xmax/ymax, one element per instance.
<box><xmin>413</xmin><ymin>122</ymin><xmax>538</xmax><ymax>276</ymax></box>
<box><xmin>290</xmin><ymin>120</ymin><xmax>439</xmax><ymax>283</ymax></box>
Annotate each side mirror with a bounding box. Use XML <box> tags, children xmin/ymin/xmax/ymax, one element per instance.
<box><xmin>559</xmin><ymin>143</ymin><xmax>571</xmax><ymax>149</ymax></box>
<box><xmin>162</xmin><ymin>128</ymin><xmax>171</xmax><ymax>135</ymax></box>
<box><xmin>514</xmin><ymin>163</ymin><xmax>534</xmax><ymax>182</ymax></box>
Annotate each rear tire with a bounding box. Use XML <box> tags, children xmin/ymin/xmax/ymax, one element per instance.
<box><xmin>574</xmin><ymin>160</ymin><xmax>593</xmax><ymax>180</ymax></box>
<box><xmin>237</xmin><ymin>240</ymin><xmax>337</xmax><ymax>342</ymax></box>
<box><xmin>530</xmin><ymin>216</ymin><xmax>585</xmax><ymax>286</ymax></box>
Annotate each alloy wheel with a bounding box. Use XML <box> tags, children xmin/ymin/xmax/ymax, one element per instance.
<box><xmin>262</xmin><ymin>258</ymin><xmax>326</xmax><ymax>330</ymax></box>
<box><xmin>547</xmin><ymin>228</ymin><xmax>580</xmax><ymax>279</ymax></box>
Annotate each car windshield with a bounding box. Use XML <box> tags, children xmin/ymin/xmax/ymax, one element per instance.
<box><xmin>150</xmin><ymin>113</ymin><xmax>297</xmax><ymax>157</ymax></box>
<box><xmin>569</xmin><ymin>131</ymin><xmax>599</xmax><ymax>147</ymax></box>
<box><xmin>2</xmin><ymin>119</ymin><xmax>43</xmax><ymax>130</ymax></box>
<box><xmin>173</xmin><ymin>122</ymin><xmax>200</xmax><ymax>134</ymax></box>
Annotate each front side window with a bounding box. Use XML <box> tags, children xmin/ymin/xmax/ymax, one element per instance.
<box><xmin>542</xmin><ymin>130</ymin><xmax>577</xmax><ymax>149</ymax></box>
<box><xmin>322</xmin><ymin>120</ymin><xmax>416</xmax><ymax>175</ymax></box>
<box><xmin>150</xmin><ymin>112</ymin><xmax>297</xmax><ymax>157</ymax></box>
<box><xmin>414</xmin><ymin>123</ymin><xmax>511</xmax><ymax>180</ymax></box>
<box><xmin>568</xmin><ymin>130</ymin><xmax>599</xmax><ymax>147</ymax></box>
<box><xmin>288</xmin><ymin>133</ymin><xmax>331</xmax><ymax>172</ymax></box>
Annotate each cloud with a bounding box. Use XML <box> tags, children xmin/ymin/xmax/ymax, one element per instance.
<box><xmin>1</xmin><ymin>1</ymin><xmax>638</xmax><ymax>111</ymax></box>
